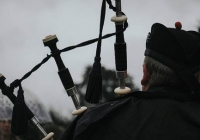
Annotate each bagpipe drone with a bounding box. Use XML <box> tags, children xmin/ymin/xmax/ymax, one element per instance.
<box><xmin>0</xmin><ymin>0</ymin><xmax>131</xmax><ymax>139</ymax></box>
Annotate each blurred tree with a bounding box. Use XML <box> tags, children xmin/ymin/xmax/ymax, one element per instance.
<box><xmin>40</xmin><ymin>109</ymin><xmax>72</xmax><ymax>140</ymax></box>
<box><xmin>48</xmin><ymin>109</ymin><xmax>70</xmax><ymax>129</ymax></box>
<box><xmin>76</xmin><ymin>65</ymin><xmax>139</xmax><ymax>107</ymax></box>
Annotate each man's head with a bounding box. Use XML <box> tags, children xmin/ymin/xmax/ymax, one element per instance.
<box><xmin>0</xmin><ymin>102</ymin><xmax>13</xmax><ymax>138</ymax></box>
<box><xmin>141</xmin><ymin>22</ymin><xmax>200</xmax><ymax>91</ymax></box>
<box><xmin>0</xmin><ymin>120</ymin><xmax>12</xmax><ymax>137</ymax></box>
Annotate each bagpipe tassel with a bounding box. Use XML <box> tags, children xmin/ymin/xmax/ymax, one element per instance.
<box><xmin>85</xmin><ymin>0</ymin><xmax>106</xmax><ymax>104</ymax></box>
<box><xmin>85</xmin><ymin>57</ymin><xmax>102</xmax><ymax>103</ymax></box>
<box><xmin>11</xmin><ymin>84</ymin><xmax>28</xmax><ymax>135</ymax></box>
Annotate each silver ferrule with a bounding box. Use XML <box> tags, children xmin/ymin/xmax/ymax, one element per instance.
<box><xmin>116</xmin><ymin>71</ymin><xmax>127</xmax><ymax>89</ymax></box>
<box><xmin>115</xmin><ymin>0</ymin><xmax>122</xmax><ymax>17</ymax></box>
<box><xmin>66</xmin><ymin>86</ymin><xmax>81</xmax><ymax>110</ymax></box>
<box><xmin>30</xmin><ymin>116</ymin><xmax>47</xmax><ymax>137</ymax></box>
<box><xmin>30</xmin><ymin>117</ymin><xmax>54</xmax><ymax>140</ymax></box>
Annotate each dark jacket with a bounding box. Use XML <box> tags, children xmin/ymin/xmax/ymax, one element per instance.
<box><xmin>59</xmin><ymin>86</ymin><xmax>200</xmax><ymax>140</ymax></box>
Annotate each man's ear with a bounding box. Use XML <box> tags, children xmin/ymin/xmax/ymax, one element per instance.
<box><xmin>141</xmin><ymin>64</ymin><xmax>150</xmax><ymax>86</ymax></box>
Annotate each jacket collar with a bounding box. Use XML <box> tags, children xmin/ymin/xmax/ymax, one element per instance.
<box><xmin>125</xmin><ymin>86</ymin><xmax>200</xmax><ymax>102</ymax></box>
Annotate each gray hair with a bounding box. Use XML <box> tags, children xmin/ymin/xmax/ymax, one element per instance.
<box><xmin>144</xmin><ymin>56</ymin><xmax>184</xmax><ymax>87</ymax></box>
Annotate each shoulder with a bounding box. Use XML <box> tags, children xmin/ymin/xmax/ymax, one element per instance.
<box><xmin>83</xmin><ymin>91</ymin><xmax>149</xmax><ymax>115</ymax></box>
<box><xmin>11</xmin><ymin>135</ymin><xmax>20</xmax><ymax>140</ymax></box>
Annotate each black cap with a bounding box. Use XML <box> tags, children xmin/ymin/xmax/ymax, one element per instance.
<box><xmin>145</xmin><ymin>22</ymin><xmax>200</xmax><ymax>93</ymax></box>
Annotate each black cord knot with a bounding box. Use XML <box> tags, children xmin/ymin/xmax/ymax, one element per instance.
<box><xmin>10</xmin><ymin>79</ymin><xmax>21</xmax><ymax>93</ymax></box>
<box><xmin>92</xmin><ymin>57</ymin><xmax>102</xmax><ymax>73</ymax></box>
<box><xmin>94</xmin><ymin>56</ymin><xmax>101</xmax><ymax>63</ymax></box>
<box><xmin>51</xmin><ymin>49</ymin><xmax>61</xmax><ymax>57</ymax></box>
<box><xmin>106</xmin><ymin>0</ymin><xmax>116</xmax><ymax>11</ymax></box>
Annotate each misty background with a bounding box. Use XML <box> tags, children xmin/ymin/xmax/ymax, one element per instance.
<box><xmin>0</xmin><ymin>0</ymin><xmax>200</xmax><ymax>119</ymax></box>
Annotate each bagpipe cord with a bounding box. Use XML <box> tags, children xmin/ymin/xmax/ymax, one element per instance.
<box><xmin>9</xmin><ymin>0</ymin><xmax>129</xmax><ymax>96</ymax></box>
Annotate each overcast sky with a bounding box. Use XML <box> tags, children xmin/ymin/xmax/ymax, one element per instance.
<box><xmin>0</xmin><ymin>0</ymin><xmax>200</xmax><ymax>118</ymax></box>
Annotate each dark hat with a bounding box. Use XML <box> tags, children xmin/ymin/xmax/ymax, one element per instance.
<box><xmin>145</xmin><ymin>22</ymin><xmax>200</xmax><ymax>93</ymax></box>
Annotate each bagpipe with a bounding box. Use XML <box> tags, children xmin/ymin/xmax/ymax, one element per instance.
<box><xmin>0</xmin><ymin>0</ymin><xmax>131</xmax><ymax>139</ymax></box>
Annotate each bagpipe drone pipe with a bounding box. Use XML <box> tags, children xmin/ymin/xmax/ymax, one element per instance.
<box><xmin>0</xmin><ymin>74</ymin><xmax>54</xmax><ymax>140</ymax></box>
<box><xmin>0</xmin><ymin>0</ymin><xmax>130</xmax><ymax>139</ymax></box>
<box><xmin>85</xmin><ymin>0</ymin><xmax>131</xmax><ymax>104</ymax></box>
